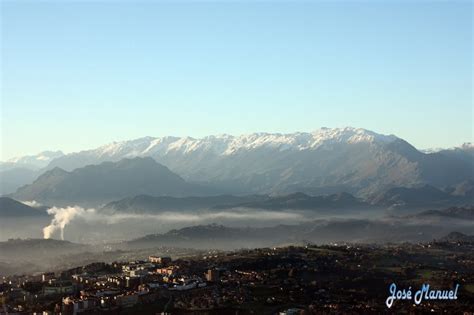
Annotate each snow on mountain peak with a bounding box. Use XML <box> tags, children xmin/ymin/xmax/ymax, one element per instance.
<box><xmin>422</xmin><ymin>142</ymin><xmax>474</xmax><ymax>154</ymax></box>
<box><xmin>3</xmin><ymin>128</ymin><xmax>401</xmax><ymax>171</ymax></box>
<box><xmin>311</xmin><ymin>127</ymin><xmax>396</xmax><ymax>146</ymax></box>
<box><xmin>461</xmin><ymin>142</ymin><xmax>474</xmax><ymax>150</ymax></box>
<box><xmin>1</xmin><ymin>128</ymin><xmax>399</xmax><ymax>171</ymax></box>
<box><xmin>75</xmin><ymin>127</ymin><xmax>398</xmax><ymax>160</ymax></box>
<box><xmin>6</xmin><ymin>151</ymin><xmax>64</xmax><ymax>168</ymax></box>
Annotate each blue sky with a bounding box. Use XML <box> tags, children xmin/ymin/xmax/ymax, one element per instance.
<box><xmin>1</xmin><ymin>1</ymin><xmax>472</xmax><ymax>160</ymax></box>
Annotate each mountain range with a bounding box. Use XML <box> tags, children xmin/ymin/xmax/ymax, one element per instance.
<box><xmin>0</xmin><ymin>150</ymin><xmax>64</xmax><ymax>171</ymax></box>
<box><xmin>103</xmin><ymin>194</ymin><xmax>266</xmax><ymax>214</ymax></box>
<box><xmin>370</xmin><ymin>183</ymin><xmax>474</xmax><ymax>209</ymax></box>
<box><xmin>2</xmin><ymin>128</ymin><xmax>473</xmax><ymax>203</ymax></box>
<box><xmin>10</xmin><ymin>157</ymin><xmax>212</xmax><ymax>206</ymax></box>
<box><xmin>409</xmin><ymin>207</ymin><xmax>474</xmax><ymax>220</ymax></box>
<box><xmin>102</xmin><ymin>191</ymin><xmax>370</xmax><ymax>214</ymax></box>
<box><xmin>122</xmin><ymin>213</ymin><xmax>474</xmax><ymax>250</ymax></box>
<box><xmin>0</xmin><ymin>151</ymin><xmax>64</xmax><ymax>195</ymax></box>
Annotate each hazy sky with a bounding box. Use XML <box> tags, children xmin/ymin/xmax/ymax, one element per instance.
<box><xmin>1</xmin><ymin>1</ymin><xmax>472</xmax><ymax>160</ymax></box>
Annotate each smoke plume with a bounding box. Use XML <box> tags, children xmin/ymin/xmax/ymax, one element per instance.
<box><xmin>43</xmin><ymin>206</ymin><xmax>94</xmax><ymax>240</ymax></box>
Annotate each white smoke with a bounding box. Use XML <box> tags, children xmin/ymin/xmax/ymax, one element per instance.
<box><xmin>43</xmin><ymin>206</ymin><xmax>94</xmax><ymax>240</ymax></box>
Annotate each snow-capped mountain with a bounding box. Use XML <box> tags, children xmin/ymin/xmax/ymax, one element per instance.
<box><xmin>38</xmin><ymin>127</ymin><xmax>472</xmax><ymax>197</ymax></box>
<box><xmin>3</xmin><ymin>128</ymin><xmax>473</xmax><ymax>198</ymax></box>
<box><xmin>47</xmin><ymin>127</ymin><xmax>398</xmax><ymax>168</ymax></box>
<box><xmin>2</xmin><ymin>151</ymin><xmax>64</xmax><ymax>170</ymax></box>
<box><xmin>422</xmin><ymin>142</ymin><xmax>474</xmax><ymax>154</ymax></box>
<box><xmin>0</xmin><ymin>151</ymin><xmax>65</xmax><ymax>195</ymax></box>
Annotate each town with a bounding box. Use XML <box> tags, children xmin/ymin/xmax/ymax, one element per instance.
<box><xmin>1</xmin><ymin>237</ymin><xmax>473</xmax><ymax>315</ymax></box>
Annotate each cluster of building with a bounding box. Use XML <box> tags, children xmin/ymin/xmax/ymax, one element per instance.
<box><xmin>0</xmin><ymin>255</ymin><xmax>227</xmax><ymax>314</ymax></box>
<box><xmin>1</xmin><ymin>240</ymin><xmax>473</xmax><ymax>314</ymax></box>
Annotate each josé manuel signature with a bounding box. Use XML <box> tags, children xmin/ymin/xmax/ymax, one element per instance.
<box><xmin>386</xmin><ymin>283</ymin><xmax>460</xmax><ymax>308</ymax></box>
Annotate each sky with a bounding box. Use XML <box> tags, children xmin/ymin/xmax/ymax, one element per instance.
<box><xmin>1</xmin><ymin>0</ymin><xmax>472</xmax><ymax>160</ymax></box>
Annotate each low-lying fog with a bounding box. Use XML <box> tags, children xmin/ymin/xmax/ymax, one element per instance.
<box><xmin>0</xmin><ymin>205</ymin><xmax>384</xmax><ymax>243</ymax></box>
<box><xmin>1</xmin><ymin>203</ymin><xmax>473</xmax><ymax>276</ymax></box>
<box><xmin>1</xmin><ymin>204</ymin><xmax>472</xmax><ymax>245</ymax></box>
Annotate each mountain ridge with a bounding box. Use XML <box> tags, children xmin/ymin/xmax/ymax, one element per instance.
<box><xmin>3</xmin><ymin>128</ymin><xmax>473</xmax><ymax>198</ymax></box>
<box><xmin>10</xmin><ymin>157</ymin><xmax>213</xmax><ymax>206</ymax></box>
<box><xmin>102</xmin><ymin>192</ymin><xmax>371</xmax><ymax>214</ymax></box>
<box><xmin>0</xmin><ymin>197</ymin><xmax>48</xmax><ymax>217</ymax></box>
